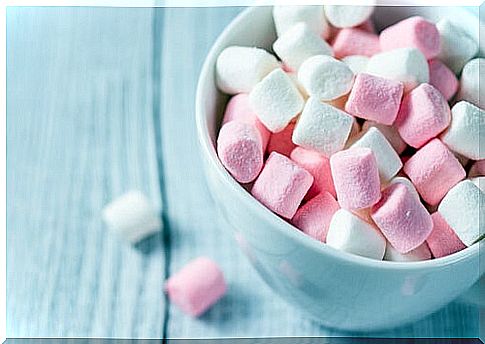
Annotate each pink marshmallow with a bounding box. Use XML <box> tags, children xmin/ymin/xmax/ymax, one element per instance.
<box><xmin>291</xmin><ymin>191</ymin><xmax>340</xmax><ymax>243</ymax></box>
<box><xmin>252</xmin><ymin>152</ymin><xmax>313</xmax><ymax>219</ymax></box>
<box><xmin>371</xmin><ymin>183</ymin><xmax>433</xmax><ymax>253</ymax></box>
<box><xmin>330</xmin><ymin>147</ymin><xmax>381</xmax><ymax>210</ymax></box>
<box><xmin>427</xmin><ymin>212</ymin><xmax>466</xmax><ymax>258</ymax></box>
<box><xmin>345</xmin><ymin>73</ymin><xmax>404</xmax><ymax>125</ymax></box>
<box><xmin>332</xmin><ymin>28</ymin><xmax>381</xmax><ymax>59</ymax></box>
<box><xmin>164</xmin><ymin>257</ymin><xmax>226</xmax><ymax>317</ymax></box>
<box><xmin>357</xmin><ymin>19</ymin><xmax>376</xmax><ymax>33</ymax></box>
<box><xmin>395</xmin><ymin>83</ymin><xmax>451</xmax><ymax>148</ymax></box>
<box><xmin>469</xmin><ymin>159</ymin><xmax>485</xmax><ymax>177</ymax></box>
<box><xmin>403</xmin><ymin>139</ymin><xmax>466</xmax><ymax>206</ymax></box>
<box><xmin>380</xmin><ymin>16</ymin><xmax>440</xmax><ymax>59</ymax></box>
<box><xmin>428</xmin><ymin>59</ymin><xmax>459</xmax><ymax>101</ymax></box>
<box><xmin>266</xmin><ymin>122</ymin><xmax>296</xmax><ymax>157</ymax></box>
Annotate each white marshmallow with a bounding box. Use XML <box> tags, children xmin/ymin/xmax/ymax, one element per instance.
<box><xmin>437</xmin><ymin>19</ymin><xmax>478</xmax><ymax>74</ymax></box>
<box><xmin>457</xmin><ymin>58</ymin><xmax>485</xmax><ymax>108</ymax></box>
<box><xmin>324</xmin><ymin>5</ymin><xmax>374</xmax><ymax>29</ymax></box>
<box><xmin>441</xmin><ymin>101</ymin><xmax>485</xmax><ymax>160</ymax></box>
<box><xmin>384</xmin><ymin>242</ymin><xmax>431</xmax><ymax>262</ymax></box>
<box><xmin>366</xmin><ymin>48</ymin><xmax>429</xmax><ymax>92</ymax></box>
<box><xmin>327</xmin><ymin>209</ymin><xmax>386</xmax><ymax>260</ymax></box>
<box><xmin>273</xmin><ymin>5</ymin><xmax>331</xmax><ymax>39</ymax></box>
<box><xmin>388</xmin><ymin>177</ymin><xmax>420</xmax><ymax>201</ymax></box>
<box><xmin>273</xmin><ymin>22</ymin><xmax>333</xmax><ymax>72</ymax></box>
<box><xmin>470</xmin><ymin>177</ymin><xmax>485</xmax><ymax>193</ymax></box>
<box><xmin>438</xmin><ymin>180</ymin><xmax>485</xmax><ymax>246</ymax></box>
<box><xmin>249</xmin><ymin>68</ymin><xmax>305</xmax><ymax>133</ymax></box>
<box><xmin>216</xmin><ymin>46</ymin><xmax>279</xmax><ymax>95</ymax></box>
<box><xmin>351</xmin><ymin>127</ymin><xmax>402</xmax><ymax>182</ymax></box>
<box><xmin>362</xmin><ymin>121</ymin><xmax>407</xmax><ymax>154</ymax></box>
<box><xmin>292</xmin><ymin>97</ymin><xmax>353</xmax><ymax>157</ymax></box>
<box><xmin>342</xmin><ymin>55</ymin><xmax>370</xmax><ymax>74</ymax></box>
<box><xmin>298</xmin><ymin>55</ymin><xmax>354</xmax><ymax>101</ymax></box>
<box><xmin>102</xmin><ymin>190</ymin><xmax>162</xmax><ymax>244</ymax></box>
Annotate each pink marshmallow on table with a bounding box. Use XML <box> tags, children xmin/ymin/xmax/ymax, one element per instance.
<box><xmin>395</xmin><ymin>83</ymin><xmax>451</xmax><ymax>148</ymax></box>
<box><xmin>252</xmin><ymin>152</ymin><xmax>313</xmax><ymax>219</ymax></box>
<box><xmin>371</xmin><ymin>183</ymin><xmax>433</xmax><ymax>254</ymax></box>
<box><xmin>345</xmin><ymin>73</ymin><xmax>404</xmax><ymax>126</ymax></box>
<box><xmin>427</xmin><ymin>212</ymin><xmax>466</xmax><ymax>258</ymax></box>
<box><xmin>403</xmin><ymin>139</ymin><xmax>466</xmax><ymax>206</ymax></box>
<box><xmin>266</xmin><ymin>122</ymin><xmax>296</xmax><ymax>157</ymax></box>
<box><xmin>428</xmin><ymin>59</ymin><xmax>459</xmax><ymax>101</ymax></box>
<box><xmin>469</xmin><ymin>160</ymin><xmax>485</xmax><ymax>177</ymax></box>
<box><xmin>332</xmin><ymin>28</ymin><xmax>381</xmax><ymax>59</ymax></box>
<box><xmin>164</xmin><ymin>257</ymin><xmax>226</xmax><ymax>317</ymax></box>
<box><xmin>291</xmin><ymin>191</ymin><xmax>340</xmax><ymax>243</ymax></box>
<box><xmin>379</xmin><ymin>16</ymin><xmax>440</xmax><ymax>59</ymax></box>
<box><xmin>330</xmin><ymin>147</ymin><xmax>381</xmax><ymax>210</ymax></box>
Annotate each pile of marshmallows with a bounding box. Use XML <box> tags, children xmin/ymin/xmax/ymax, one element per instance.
<box><xmin>216</xmin><ymin>5</ymin><xmax>485</xmax><ymax>261</ymax></box>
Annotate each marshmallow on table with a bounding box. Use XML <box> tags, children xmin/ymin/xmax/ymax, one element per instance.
<box><xmin>403</xmin><ymin>139</ymin><xmax>466</xmax><ymax>206</ymax></box>
<box><xmin>273</xmin><ymin>5</ymin><xmax>331</xmax><ymax>40</ymax></box>
<box><xmin>428</xmin><ymin>59</ymin><xmax>458</xmax><ymax>101</ymax></box>
<box><xmin>427</xmin><ymin>212</ymin><xmax>466</xmax><ymax>258</ymax></box>
<box><xmin>251</xmin><ymin>152</ymin><xmax>313</xmax><ymax>219</ymax></box>
<box><xmin>371</xmin><ymin>183</ymin><xmax>433</xmax><ymax>253</ymax></box>
<box><xmin>330</xmin><ymin>147</ymin><xmax>381</xmax><ymax>210</ymax></box>
<box><xmin>266</xmin><ymin>122</ymin><xmax>296</xmax><ymax>157</ymax></box>
<box><xmin>441</xmin><ymin>101</ymin><xmax>485</xmax><ymax>160</ymax></box>
<box><xmin>298</xmin><ymin>55</ymin><xmax>354</xmax><ymax>101</ymax></box>
<box><xmin>324</xmin><ymin>5</ymin><xmax>375</xmax><ymax>29</ymax></box>
<box><xmin>457</xmin><ymin>58</ymin><xmax>484</xmax><ymax>108</ymax></box>
<box><xmin>249</xmin><ymin>68</ymin><xmax>304</xmax><ymax>133</ymax></box>
<box><xmin>332</xmin><ymin>28</ymin><xmax>380</xmax><ymax>59</ymax></box>
<box><xmin>395</xmin><ymin>83</ymin><xmax>451</xmax><ymax>148</ymax></box>
<box><xmin>164</xmin><ymin>257</ymin><xmax>226</xmax><ymax>317</ymax></box>
<box><xmin>342</xmin><ymin>55</ymin><xmax>370</xmax><ymax>74</ymax></box>
<box><xmin>216</xmin><ymin>46</ymin><xmax>279</xmax><ymax>95</ymax></box>
<box><xmin>326</xmin><ymin>209</ymin><xmax>386</xmax><ymax>260</ymax></box>
<box><xmin>438</xmin><ymin>180</ymin><xmax>485</xmax><ymax>246</ymax></box>
<box><xmin>102</xmin><ymin>190</ymin><xmax>162</xmax><ymax>244</ymax></box>
<box><xmin>384</xmin><ymin>242</ymin><xmax>432</xmax><ymax>262</ymax></box>
<box><xmin>469</xmin><ymin>160</ymin><xmax>485</xmax><ymax>177</ymax></box>
<box><xmin>362</xmin><ymin>121</ymin><xmax>407</xmax><ymax>154</ymax></box>
<box><xmin>292</xmin><ymin>97</ymin><xmax>353</xmax><ymax>157</ymax></box>
<box><xmin>388</xmin><ymin>176</ymin><xmax>420</xmax><ymax>200</ymax></box>
<box><xmin>470</xmin><ymin>177</ymin><xmax>485</xmax><ymax>193</ymax></box>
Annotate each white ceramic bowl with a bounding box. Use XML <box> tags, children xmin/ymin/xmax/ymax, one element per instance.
<box><xmin>195</xmin><ymin>6</ymin><xmax>484</xmax><ymax>331</ymax></box>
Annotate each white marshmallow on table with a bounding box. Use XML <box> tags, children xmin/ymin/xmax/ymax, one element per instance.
<box><xmin>438</xmin><ymin>180</ymin><xmax>485</xmax><ymax>247</ymax></box>
<box><xmin>436</xmin><ymin>19</ymin><xmax>478</xmax><ymax>74</ymax></box>
<box><xmin>441</xmin><ymin>101</ymin><xmax>485</xmax><ymax>160</ymax></box>
<box><xmin>273</xmin><ymin>5</ymin><xmax>331</xmax><ymax>39</ymax></box>
<box><xmin>457</xmin><ymin>58</ymin><xmax>485</xmax><ymax>108</ymax></box>
<box><xmin>470</xmin><ymin>177</ymin><xmax>485</xmax><ymax>193</ymax></box>
<box><xmin>388</xmin><ymin>176</ymin><xmax>420</xmax><ymax>201</ymax></box>
<box><xmin>384</xmin><ymin>242</ymin><xmax>432</xmax><ymax>262</ymax></box>
<box><xmin>249</xmin><ymin>68</ymin><xmax>305</xmax><ymax>133</ymax></box>
<box><xmin>102</xmin><ymin>190</ymin><xmax>162</xmax><ymax>244</ymax></box>
<box><xmin>216</xmin><ymin>46</ymin><xmax>279</xmax><ymax>95</ymax></box>
<box><xmin>362</xmin><ymin>121</ymin><xmax>407</xmax><ymax>154</ymax></box>
<box><xmin>327</xmin><ymin>209</ymin><xmax>386</xmax><ymax>260</ymax></box>
<box><xmin>324</xmin><ymin>5</ymin><xmax>375</xmax><ymax>29</ymax></box>
<box><xmin>298</xmin><ymin>55</ymin><xmax>354</xmax><ymax>101</ymax></box>
<box><xmin>273</xmin><ymin>22</ymin><xmax>333</xmax><ymax>72</ymax></box>
<box><xmin>292</xmin><ymin>97</ymin><xmax>353</xmax><ymax>157</ymax></box>
<box><xmin>342</xmin><ymin>55</ymin><xmax>370</xmax><ymax>74</ymax></box>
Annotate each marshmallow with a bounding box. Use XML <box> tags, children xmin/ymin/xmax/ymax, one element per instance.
<box><xmin>292</xmin><ymin>97</ymin><xmax>353</xmax><ymax>157</ymax></box>
<box><xmin>428</xmin><ymin>59</ymin><xmax>458</xmax><ymax>101</ymax></box>
<box><xmin>298</xmin><ymin>55</ymin><xmax>354</xmax><ymax>101</ymax></box>
<box><xmin>266</xmin><ymin>122</ymin><xmax>296</xmax><ymax>157</ymax></box>
<box><xmin>342</xmin><ymin>55</ymin><xmax>370</xmax><ymax>74</ymax></box>
<box><xmin>287</xmin><ymin>72</ymin><xmax>309</xmax><ymax>99</ymax></box>
<box><xmin>357</xmin><ymin>19</ymin><xmax>376</xmax><ymax>33</ymax></box>
<box><xmin>345</xmin><ymin>73</ymin><xmax>404</xmax><ymax>125</ymax></box>
<box><xmin>404</xmin><ymin>139</ymin><xmax>466</xmax><ymax>206</ymax></box>
<box><xmin>436</xmin><ymin>19</ymin><xmax>478</xmax><ymax>74</ymax></box>
<box><xmin>292</xmin><ymin>191</ymin><xmax>340</xmax><ymax>242</ymax></box>
<box><xmin>395</xmin><ymin>83</ymin><xmax>451</xmax><ymax>148</ymax></box>
<box><xmin>332</xmin><ymin>28</ymin><xmax>381</xmax><ymax>59</ymax></box>
<box><xmin>380</xmin><ymin>16</ymin><xmax>440</xmax><ymax>60</ymax></box>
<box><xmin>216</xmin><ymin>46</ymin><xmax>279</xmax><ymax>95</ymax></box>
<box><xmin>470</xmin><ymin>177</ymin><xmax>485</xmax><ymax>193</ymax></box>
<box><xmin>249</xmin><ymin>69</ymin><xmax>304</xmax><ymax>133</ymax></box>
<box><xmin>457</xmin><ymin>58</ymin><xmax>485</xmax><ymax>108</ymax></box>
<box><xmin>327</xmin><ymin>209</ymin><xmax>386</xmax><ymax>260</ymax></box>
<box><xmin>351</xmin><ymin>127</ymin><xmax>403</xmax><ymax>182</ymax></box>
<box><xmin>330</xmin><ymin>147</ymin><xmax>381</xmax><ymax>210</ymax></box>
<box><xmin>384</xmin><ymin>242</ymin><xmax>432</xmax><ymax>262</ymax></box>
<box><xmin>469</xmin><ymin>160</ymin><xmax>485</xmax><ymax>177</ymax></box>
<box><xmin>427</xmin><ymin>212</ymin><xmax>466</xmax><ymax>258</ymax></box>
<box><xmin>362</xmin><ymin>121</ymin><xmax>407</xmax><ymax>154</ymax></box>
<box><xmin>438</xmin><ymin>180</ymin><xmax>485</xmax><ymax>246</ymax></box>
<box><xmin>252</xmin><ymin>152</ymin><xmax>313</xmax><ymax>219</ymax></box>
<box><xmin>441</xmin><ymin>101</ymin><xmax>485</xmax><ymax>160</ymax></box>
<box><xmin>273</xmin><ymin>22</ymin><xmax>333</xmax><ymax>72</ymax></box>
<box><xmin>324</xmin><ymin>5</ymin><xmax>375</xmax><ymax>29</ymax></box>
<box><xmin>102</xmin><ymin>190</ymin><xmax>162</xmax><ymax>243</ymax></box>
<box><xmin>371</xmin><ymin>183</ymin><xmax>433</xmax><ymax>253</ymax></box>
<box><xmin>366</xmin><ymin>48</ymin><xmax>429</xmax><ymax>92</ymax></box>
<box><xmin>164</xmin><ymin>257</ymin><xmax>226</xmax><ymax>317</ymax></box>
<box><xmin>273</xmin><ymin>5</ymin><xmax>331</xmax><ymax>39</ymax></box>
<box><xmin>388</xmin><ymin>176</ymin><xmax>420</xmax><ymax>200</ymax></box>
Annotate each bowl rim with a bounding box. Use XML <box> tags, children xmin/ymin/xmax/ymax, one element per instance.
<box><xmin>195</xmin><ymin>5</ymin><xmax>482</xmax><ymax>272</ymax></box>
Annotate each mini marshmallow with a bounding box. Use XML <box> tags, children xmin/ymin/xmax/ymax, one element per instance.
<box><xmin>384</xmin><ymin>242</ymin><xmax>432</xmax><ymax>262</ymax></box>
<box><xmin>470</xmin><ymin>177</ymin><xmax>485</xmax><ymax>193</ymax></box>
<box><xmin>362</xmin><ymin>121</ymin><xmax>407</xmax><ymax>154</ymax></box>
<box><xmin>404</xmin><ymin>139</ymin><xmax>465</xmax><ymax>206</ymax></box>
<box><xmin>436</xmin><ymin>19</ymin><xmax>478</xmax><ymax>74</ymax></box>
<box><xmin>438</xmin><ymin>180</ymin><xmax>485</xmax><ymax>246</ymax></box>
<box><xmin>469</xmin><ymin>160</ymin><xmax>485</xmax><ymax>178</ymax></box>
<box><xmin>292</xmin><ymin>97</ymin><xmax>353</xmax><ymax>157</ymax></box>
<box><xmin>273</xmin><ymin>5</ymin><xmax>331</xmax><ymax>39</ymax></box>
<box><xmin>457</xmin><ymin>58</ymin><xmax>485</xmax><ymax>108</ymax></box>
<box><xmin>102</xmin><ymin>190</ymin><xmax>161</xmax><ymax>244</ymax></box>
<box><xmin>427</xmin><ymin>212</ymin><xmax>466</xmax><ymax>258</ymax></box>
<box><xmin>327</xmin><ymin>209</ymin><xmax>386</xmax><ymax>260</ymax></box>
<box><xmin>324</xmin><ymin>5</ymin><xmax>375</xmax><ymax>29</ymax></box>
<box><xmin>332</xmin><ymin>28</ymin><xmax>381</xmax><ymax>59</ymax></box>
<box><xmin>249</xmin><ymin>69</ymin><xmax>304</xmax><ymax>133</ymax></box>
<box><xmin>345</xmin><ymin>73</ymin><xmax>404</xmax><ymax>126</ymax></box>
<box><xmin>366</xmin><ymin>48</ymin><xmax>429</xmax><ymax>92</ymax></box>
<box><xmin>266</xmin><ymin>122</ymin><xmax>297</xmax><ymax>157</ymax></box>
<box><xmin>252</xmin><ymin>152</ymin><xmax>313</xmax><ymax>219</ymax></box>
<box><xmin>388</xmin><ymin>176</ymin><xmax>420</xmax><ymax>200</ymax></box>
<box><xmin>216</xmin><ymin>46</ymin><xmax>279</xmax><ymax>94</ymax></box>
<box><xmin>330</xmin><ymin>147</ymin><xmax>381</xmax><ymax>210</ymax></box>
<box><xmin>164</xmin><ymin>257</ymin><xmax>226</xmax><ymax>317</ymax></box>
<box><xmin>298</xmin><ymin>55</ymin><xmax>354</xmax><ymax>101</ymax></box>
<box><xmin>395</xmin><ymin>83</ymin><xmax>451</xmax><ymax>148</ymax></box>
<box><xmin>441</xmin><ymin>101</ymin><xmax>485</xmax><ymax>160</ymax></box>
<box><xmin>292</xmin><ymin>191</ymin><xmax>340</xmax><ymax>242</ymax></box>
<box><xmin>428</xmin><ymin>59</ymin><xmax>458</xmax><ymax>101</ymax></box>
<box><xmin>273</xmin><ymin>22</ymin><xmax>333</xmax><ymax>72</ymax></box>
<box><xmin>342</xmin><ymin>55</ymin><xmax>370</xmax><ymax>74</ymax></box>
<box><xmin>371</xmin><ymin>183</ymin><xmax>433</xmax><ymax>253</ymax></box>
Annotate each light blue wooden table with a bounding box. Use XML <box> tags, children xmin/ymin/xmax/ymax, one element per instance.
<box><xmin>6</xmin><ymin>6</ymin><xmax>482</xmax><ymax>339</ymax></box>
